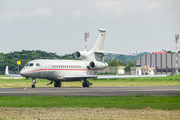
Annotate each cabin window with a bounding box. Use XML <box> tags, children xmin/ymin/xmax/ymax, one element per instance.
<box><xmin>36</xmin><ymin>63</ymin><xmax>40</xmax><ymax>66</ymax></box>
<box><xmin>25</xmin><ymin>63</ymin><xmax>29</xmax><ymax>67</ymax></box>
<box><xmin>29</xmin><ymin>63</ymin><xmax>34</xmax><ymax>67</ymax></box>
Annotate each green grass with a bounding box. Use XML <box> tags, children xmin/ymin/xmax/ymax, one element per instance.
<box><xmin>0</xmin><ymin>75</ymin><xmax>180</xmax><ymax>87</ymax></box>
<box><xmin>0</xmin><ymin>95</ymin><xmax>180</xmax><ymax>110</ymax></box>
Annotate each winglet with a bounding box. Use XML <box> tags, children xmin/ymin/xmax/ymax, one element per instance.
<box><xmin>5</xmin><ymin>66</ymin><xmax>9</xmax><ymax>75</ymax></box>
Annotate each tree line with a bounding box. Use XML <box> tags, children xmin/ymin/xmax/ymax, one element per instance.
<box><xmin>0</xmin><ymin>50</ymin><xmax>137</xmax><ymax>73</ymax></box>
<box><xmin>0</xmin><ymin>50</ymin><xmax>75</xmax><ymax>72</ymax></box>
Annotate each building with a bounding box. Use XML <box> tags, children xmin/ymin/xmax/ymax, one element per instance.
<box><xmin>131</xmin><ymin>65</ymin><xmax>155</xmax><ymax>75</ymax></box>
<box><xmin>131</xmin><ymin>66</ymin><xmax>142</xmax><ymax>75</ymax></box>
<box><xmin>135</xmin><ymin>52</ymin><xmax>179</xmax><ymax>74</ymax></box>
<box><xmin>100</xmin><ymin>66</ymin><xmax>125</xmax><ymax>74</ymax></box>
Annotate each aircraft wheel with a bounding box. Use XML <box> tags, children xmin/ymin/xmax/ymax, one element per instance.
<box><xmin>57</xmin><ymin>81</ymin><xmax>61</xmax><ymax>87</ymax></box>
<box><xmin>82</xmin><ymin>82</ymin><xmax>86</xmax><ymax>87</ymax></box>
<box><xmin>32</xmin><ymin>85</ymin><xmax>35</xmax><ymax>88</ymax></box>
<box><xmin>54</xmin><ymin>81</ymin><xmax>61</xmax><ymax>87</ymax></box>
<box><xmin>82</xmin><ymin>81</ymin><xmax>90</xmax><ymax>87</ymax></box>
<box><xmin>54</xmin><ymin>82</ymin><xmax>57</xmax><ymax>87</ymax></box>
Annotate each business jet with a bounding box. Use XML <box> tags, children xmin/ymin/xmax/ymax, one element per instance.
<box><xmin>6</xmin><ymin>29</ymin><xmax>166</xmax><ymax>88</ymax></box>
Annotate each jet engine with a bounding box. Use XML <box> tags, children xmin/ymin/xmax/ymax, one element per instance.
<box><xmin>74</xmin><ymin>51</ymin><xmax>89</xmax><ymax>60</ymax></box>
<box><xmin>89</xmin><ymin>61</ymin><xmax>108</xmax><ymax>70</ymax></box>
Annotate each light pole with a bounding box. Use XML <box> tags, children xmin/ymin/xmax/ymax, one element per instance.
<box><xmin>175</xmin><ymin>34</ymin><xmax>179</xmax><ymax>75</ymax></box>
<box><xmin>84</xmin><ymin>32</ymin><xmax>89</xmax><ymax>51</ymax></box>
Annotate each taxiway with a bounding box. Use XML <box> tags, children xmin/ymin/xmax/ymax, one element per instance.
<box><xmin>0</xmin><ymin>86</ymin><xmax>180</xmax><ymax>96</ymax></box>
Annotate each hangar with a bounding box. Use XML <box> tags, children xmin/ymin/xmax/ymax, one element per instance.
<box><xmin>135</xmin><ymin>52</ymin><xmax>179</xmax><ymax>74</ymax></box>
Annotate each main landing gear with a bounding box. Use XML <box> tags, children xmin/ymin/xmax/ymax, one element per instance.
<box><xmin>47</xmin><ymin>81</ymin><xmax>61</xmax><ymax>87</ymax></box>
<box><xmin>54</xmin><ymin>81</ymin><xmax>61</xmax><ymax>87</ymax></box>
<box><xmin>82</xmin><ymin>79</ymin><xmax>93</xmax><ymax>87</ymax></box>
<box><xmin>31</xmin><ymin>79</ymin><xmax>36</xmax><ymax>88</ymax></box>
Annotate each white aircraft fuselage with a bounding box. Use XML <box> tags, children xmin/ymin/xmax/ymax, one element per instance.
<box><xmin>20</xmin><ymin>59</ymin><xmax>107</xmax><ymax>81</ymax></box>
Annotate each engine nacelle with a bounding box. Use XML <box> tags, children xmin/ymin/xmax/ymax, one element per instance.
<box><xmin>74</xmin><ymin>51</ymin><xmax>89</xmax><ymax>60</ymax></box>
<box><xmin>89</xmin><ymin>61</ymin><xmax>108</xmax><ymax>70</ymax></box>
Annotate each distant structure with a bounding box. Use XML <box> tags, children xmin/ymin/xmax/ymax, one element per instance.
<box><xmin>84</xmin><ymin>32</ymin><xmax>89</xmax><ymax>50</ymax></box>
<box><xmin>135</xmin><ymin>52</ymin><xmax>180</xmax><ymax>75</ymax></box>
<box><xmin>175</xmin><ymin>34</ymin><xmax>179</xmax><ymax>74</ymax></box>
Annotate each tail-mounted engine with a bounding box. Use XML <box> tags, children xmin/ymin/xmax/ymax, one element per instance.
<box><xmin>74</xmin><ymin>51</ymin><xmax>89</xmax><ymax>60</ymax></box>
<box><xmin>89</xmin><ymin>61</ymin><xmax>108</xmax><ymax>70</ymax></box>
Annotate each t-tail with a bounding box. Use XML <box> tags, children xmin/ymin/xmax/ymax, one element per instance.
<box><xmin>74</xmin><ymin>29</ymin><xmax>107</xmax><ymax>62</ymax></box>
<box><xmin>74</xmin><ymin>28</ymin><xmax>132</xmax><ymax>62</ymax></box>
<box><xmin>91</xmin><ymin>29</ymin><xmax>106</xmax><ymax>52</ymax></box>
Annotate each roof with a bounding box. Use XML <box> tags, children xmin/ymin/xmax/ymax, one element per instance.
<box><xmin>153</xmin><ymin>52</ymin><xmax>166</xmax><ymax>54</ymax></box>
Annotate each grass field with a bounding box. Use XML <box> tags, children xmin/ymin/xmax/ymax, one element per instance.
<box><xmin>0</xmin><ymin>95</ymin><xmax>180</xmax><ymax>110</ymax></box>
<box><xmin>0</xmin><ymin>95</ymin><xmax>180</xmax><ymax>119</ymax></box>
<box><xmin>0</xmin><ymin>75</ymin><xmax>180</xmax><ymax>119</ymax></box>
<box><xmin>0</xmin><ymin>75</ymin><xmax>180</xmax><ymax>88</ymax></box>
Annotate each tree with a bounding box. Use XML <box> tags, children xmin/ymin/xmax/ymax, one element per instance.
<box><xmin>125</xmin><ymin>62</ymin><xmax>135</xmax><ymax>72</ymax></box>
<box><xmin>108</xmin><ymin>59</ymin><xmax>126</xmax><ymax>66</ymax></box>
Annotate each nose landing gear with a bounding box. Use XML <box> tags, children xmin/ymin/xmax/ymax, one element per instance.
<box><xmin>31</xmin><ymin>79</ymin><xmax>36</xmax><ymax>88</ymax></box>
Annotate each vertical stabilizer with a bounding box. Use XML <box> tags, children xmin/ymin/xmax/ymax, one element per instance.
<box><xmin>5</xmin><ymin>66</ymin><xmax>9</xmax><ymax>75</ymax></box>
<box><xmin>91</xmin><ymin>29</ymin><xmax>106</xmax><ymax>52</ymax></box>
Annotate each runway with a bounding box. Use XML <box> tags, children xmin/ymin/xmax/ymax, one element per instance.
<box><xmin>0</xmin><ymin>86</ymin><xmax>180</xmax><ymax>96</ymax></box>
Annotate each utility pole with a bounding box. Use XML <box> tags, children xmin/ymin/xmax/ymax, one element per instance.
<box><xmin>175</xmin><ymin>34</ymin><xmax>179</xmax><ymax>74</ymax></box>
<box><xmin>84</xmin><ymin>32</ymin><xmax>89</xmax><ymax>51</ymax></box>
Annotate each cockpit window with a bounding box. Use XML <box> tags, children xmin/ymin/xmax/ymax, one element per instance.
<box><xmin>36</xmin><ymin>63</ymin><xmax>40</xmax><ymax>66</ymax></box>
<box><xmin>25</xmin><ymin>63</ymin><xmax>29</xmax><ymax>67</ymax></box>
<box><xmin>29</xmin><ymin>63</ymin><xmax>34</xmax><ymax>67</ymax></box>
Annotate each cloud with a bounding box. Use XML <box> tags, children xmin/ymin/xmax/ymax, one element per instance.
<box><xmin>0</xmin><ymin>7</ymin><xmax>52</xmax><ymax>20</ymax></box>
<box><xmin>72</xmin><ymin>11</ymin><xmax>82</xmax><ymax>18</ymax></box>
<box><xmin>92</xmin><ymin>0</ymin><xmax>126</xmax><ymax>16</ymax></box>
<box><xmin>0</xmin><ymin>11</ymin><xmax>21</xmax><ymax>20</ymax></box>
<box><xmin>25</xmin><ymin>7</ymin><xmax>52</xmax><ymax>18</ymax></box>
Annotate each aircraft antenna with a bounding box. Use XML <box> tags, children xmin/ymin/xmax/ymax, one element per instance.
<box><xmin>84</xmin><ymin>32</ymin><xmax>89</xmax><ymax>51</ymax></box>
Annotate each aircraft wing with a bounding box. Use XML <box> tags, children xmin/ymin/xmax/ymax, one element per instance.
<box><xmin>64</xmin><ymin>75</ymin><xmax>167</xmax><ymax>80</ymax></box>
<box><xmin>5</xmin><ymin>66</ymin><xmax>23</xmax><ymax>77</ymax></box>
<box><xmin>95</xmin><ymin>51</ymin><xmax>135</xmax><ymax>56</ymax></box>
<box><xmin>97</xmin><ymin>75</ymin><xmax>167</xmax><ymax>79</ymax></box>
<box><xmin>64</xmin><ymin>75</ymin><xmax>98</xmax><ymax>79</ymax></box>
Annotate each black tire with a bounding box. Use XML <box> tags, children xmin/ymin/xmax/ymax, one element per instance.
<box><xmin>57</xmin><ymin>81</ymin><xmax>61</xmax><ymax>87</ymax></box>
<box><xmin>82</xmin><ymin>81</ymin><xmax>90</xmax><ymax>87</ymax></box>
<box><xmin>82</xmin><ymin>82</ymin><xmax>86</xmax><ymax>87</ymax></box>
<box><xmin>54</xmin><ymin>82</ymin><xmax>57</xmax><ymax>87</ymax></box>
<box><xmin>54</xmin><ymin>81</ymin><xmax>61</xmax><ymax>87</ymax></box>
<box><xmin>32</xmin><ymin>85</ymin><xmax>35</xmax><ymax>88</ymax></box>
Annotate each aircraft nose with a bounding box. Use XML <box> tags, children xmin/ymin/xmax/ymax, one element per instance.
<box><xmin>20</xmin><ymin>69</ymin><xmax>25</xmax><ymax>77</ymax></box>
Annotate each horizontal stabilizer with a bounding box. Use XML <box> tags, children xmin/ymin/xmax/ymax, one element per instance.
<box><xmin>95</xmin><ymin>51</ymin><xmax>135</xmax><ymax>56</ymax></box>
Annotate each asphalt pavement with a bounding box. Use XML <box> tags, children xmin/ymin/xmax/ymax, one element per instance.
<box><xmin>0</xmin><ymin>86</ymin><xmax>180</xmax><ymax>96</ymax></box>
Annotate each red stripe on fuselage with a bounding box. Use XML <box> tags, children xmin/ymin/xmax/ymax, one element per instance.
<box><xmin>21</xmin><ymin>69</ymin><xmax>87</xmax><ymax>74</ymax></box>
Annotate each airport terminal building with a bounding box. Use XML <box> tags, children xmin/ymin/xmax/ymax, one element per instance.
<box><xmin>135</xmin><ymin>52</ymin><xmax>180</xmax><ymax>74</ymax></box>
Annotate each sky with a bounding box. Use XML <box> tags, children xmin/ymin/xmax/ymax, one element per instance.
<box><xmin>0</xmin><ymin>0</ymin><xmax>180</xmax><ymax>56</ymax></box>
